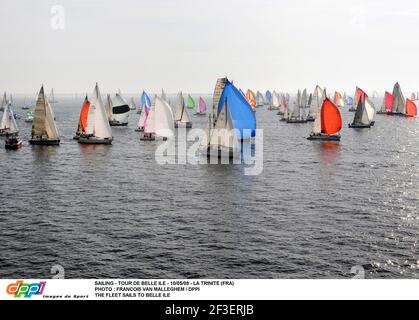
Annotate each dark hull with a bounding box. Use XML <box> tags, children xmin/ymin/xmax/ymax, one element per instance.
<box><xmin>5</xmin><ymin>142</ymin><xmax>23</xmax><ymax>150</ymax></box>
<box><xmin>78</xmin><ymin>137</ymin><xmax>112</xmax><ymax>145</ymax></box>
<box><xmin>135</xmin><ymin>127</ymin><xmax>145</xmax><ymax>132</ymax></box>
<box><xmin>29</xmin><ymin>138</ymin><xmax>60</xmax><ymax>146</ymax></box>
<box><xmin>349</xmin><ymin>123</ymin><xmax>371</xmax><ymax>129</ymax></box>
<box><xmin>287</xmin><ymin>119</ymin><xmax>308</xmax><ymax>124</ymax></box>
<box><xmin>206</xmin><ymin>146</ymin><xmax>237</xmax><ymax>160</ymax></box>
<box><xmin>349</xmin><ymin>108</ymin><xmax>357</xmax><ymax>112</ymax></box>
<box><xmin>109</xmin><ymin>122</ymin><xmax>129</xmax><ymax>127</ymax></box>
<box><xmin>307</xmin><ymin>134</ymin><xmax>341</xmax><ymax>141</ymax></box>
<box><xmin>194</xmin><ymin>113</ymin><xmax>207</xmax><ymax>116</ymax></box>
<box><xmin>73</xmin><ymin>135</ymin><xmax>80</xmax><ymax>140</ymax></box>
<box><xmin>140</xmin><ymin>135</ymin><xmax>156</xmax><ymax>141</ymax></box>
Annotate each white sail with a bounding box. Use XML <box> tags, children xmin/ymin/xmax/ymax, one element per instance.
<box><xmin>89</xmin><ymin>96</ymin><xmax>112</xmax><ymax>139</ymax></box>
<box><xmin>290</xmin><ymin>90</ymin><xmax>301</xmax><ymax>119</ymax></box>
<box><xmin>312</xmin><ymin>96</ymin><xmax>323</xmax><ymax>134</ymax></box>
<box><xmin>0</xmin><ymin>104</ymin><xmax>9</xmax><ymax>129</ymax></box>
<box><xmin>9</xmin><ymin>105</ymin><xmax>19</xmax><ymax>134</ymax></box>
<box><xmin>209</xmin><ymin>101</ymin><xmax>240</xmax><ymax>151</ymax></box>
<box><xmin>85</xmin><ymin>103</ymin><xmax>96</xmax><ymax>136</ymax></box>
<box><xmin>45</xmin><ymin>99</ymin><xmax>59</xmax><ymax>139</ymax></box>
<box><xmin>104</xmin><ymin>94</ymin><xmax>113</xmax><ymax>120</ymax></box>
<box><xmin>364</xmin><ymin>98</ymin><xmax>376</xmax><ymax>122</ymax></box>
<box><xmin>155</xmin><ymin>97</ymin><xmax>175</xmax><ymax>138</ymax></box>
<box><xmin>353</xmin><ymin>98</ymin><xmax>370</xmax><ymax>125</ymax></box>
<box><xmin>309</xmin><ymin>85</ymin><xmax>324</xmax><ymax>119</ymax></box>
<box><xmin>144</xmin><ymin>100</ymin><xmax>156</xmax><ymax>134</ymax></box>
<box><xmin>93</xmin><ymin>83</ymin><xmax>105</xmax><ymax>112</ymax></box>
<box><xmin>272</xmin><ymin>91</ymin><xmax>281</xmax><ymax>108</ymax></box>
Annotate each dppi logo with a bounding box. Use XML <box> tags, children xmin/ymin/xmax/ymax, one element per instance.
<box><xmin>6</xmin><ymin>281</ymin><xmax>46</xmax><ymax>298</ymax></box>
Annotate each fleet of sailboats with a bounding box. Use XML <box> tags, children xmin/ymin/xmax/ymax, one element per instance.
<box><xmin>1</xmin><ymin>79</ymin><xmax>417</xmax><ymax>152</ymax></box>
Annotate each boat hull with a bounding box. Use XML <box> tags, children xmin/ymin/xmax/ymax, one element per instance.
<box><xmin>287</xmin><ymin>119</ymin><xmax>308</xmax><ymax>124</ymax></box>
<box><xmin>206</xmin><ymin>146</ymin><xmax>239</xmax><ymax>160</ymax></box>
<box><xmin>140</xmin><ymin>134</ymin><xmax>156</xmax><ymax>141</ymax></box>
<box><xmin>349</xmin><ymin>108</ymin><xmax>357</xmax><ymax>112</ymax></box>
<box><xmin>78</xmin><ymin>136</ymin><xmax>112</xmax><ymax>145</ymax></box>
<box><xmin>29</xmin><ymin>138</ymin><xmax>60</xmax><ymax>146</ymax></box>
<box><xmin>307</xmin><ymin>134</ymin><xmax>341</xmax><ymax>141</ymax></box>
<box><xmin>109</xmin><ymin>121</ymin><xmax>129</xmax><ymax>127</ymax></box>
<box><xmin>5</xmin><ymin>141</ymin><xmax>23</xmax><ymax>150</ymax></box>
<box><xmin>349</xmin><ymin>123</ymin><xmax>371</xmax><ymax>129</ymax></box>
<box><xmin>194</xmin><ymin>113</ymin><xmax>207</xmax><ymax>116</ymax></box>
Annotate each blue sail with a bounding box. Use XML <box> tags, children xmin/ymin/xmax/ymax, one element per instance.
<box><xmin>347</xmin><ymin>96</ymin><xmax>354</xmax><ymax>106</ymax></box>
<box><xmin>141</xmin><ymin>91</ymin><xmax>151</xmax><ymax>112</ymax></box>
<box><xmin>265</xmin><ymin>90</ymin><xmax>272</xmax><ymax>102</ymax></box>
<box><xmin>217</xmin><ymin>80</ymin><xmax>256</xmax><ymax>140</ymax></box>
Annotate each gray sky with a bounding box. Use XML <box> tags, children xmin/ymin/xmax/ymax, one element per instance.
<box><xmin>1</xmin><ymin>0</ymin><xmax>419</xmax><ymax>94</ymax></box>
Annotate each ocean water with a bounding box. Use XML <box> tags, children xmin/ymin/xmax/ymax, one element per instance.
<box><xmin>0</xmin><ymin>95</ymin><xmax>418</xmax><ymax>279</ymax></box>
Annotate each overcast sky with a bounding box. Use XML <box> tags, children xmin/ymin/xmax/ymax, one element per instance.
<box><xmin>1</xmin><ymin>0</ymin><xmax>418</xmax><ymax>94</ymax></box>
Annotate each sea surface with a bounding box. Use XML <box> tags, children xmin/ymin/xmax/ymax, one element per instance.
<box><xmin>0</xmin><ymin>94</ymin><xmax>418</xmax><ymax>279</ymax></box>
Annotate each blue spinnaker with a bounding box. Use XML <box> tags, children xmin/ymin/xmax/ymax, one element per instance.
<box><xmin>141</xmin><ymin>91</ymin><xmax>151</xmax><ymax>112</ymax></box>
<box><xmin>265</xmin><ymin>90</ymin><xmax>272</xmax><ymax>102</ymax></box>
<box><xmin>217</xmin><ymin>80</ymin><xmax>257</xmax><ymax>140</ymax></box>
<box><xmin>347</xmin><ymin>97</ymin><xmax>354</xmax><ymax>106</ymax></box>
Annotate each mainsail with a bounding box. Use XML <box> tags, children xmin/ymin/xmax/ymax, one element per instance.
<box><xmin>209</xmin><ymin>100</ymin><xmax>240</xmax><ymax>152</ymax></box>
<box><xmin>391</xmin><ymin>82</ymin><xmax>406</xmax><ymax>114</ymax></box>
<box><xmin>0</xmin><ymin>103</ymin><xmax>18</xmax><ymax>133</ymax></box>
<box><xmin>174</xmin><ymin>92</ymin><xmax>191</xmax><ymax>123</ymax></box>
<box><xmin>272</xmin><ymin>91</ymin><xmax>281</xmax><ymax>108</ymax></box>
<box><xmin>309</xmin><ymin>86</ymin><xmax>324</xmax><ymax>119</ymax></box>
<box><xmin>380</xmin><ymin>92</ymin><xmax>394</xmax><ymax>113</ymax></box>
<box><xmin>256</xmin><ymin>91</ymin><xmax>264</xmax><ymax>106</ymax></box>
<box><xmin>213</xmin><ymin>78</ymin><xmax>228</xmax><ymax>120</ymax></box>
<box><xmin>353</xmin><ymin>96</ymin><xmax>371</xmax><ymax>125</ymax></box>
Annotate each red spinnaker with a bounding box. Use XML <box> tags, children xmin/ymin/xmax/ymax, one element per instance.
<box><xmin>406</xmin><ymin>99</ymin><xmax>417</xmax><ymax>117</ymax></box>
<box><xmin>385</xmin><ymin>92</ymin><xmax>394</xmax><ymax>111</ymax></box>
<box><xmin>354</xmin><ymin>88</ymin><xmax>368</xmax><ymax>106</ymax></box>
<box><xmin>80</xmin><ymin>99</ymin><xmax>90</xmax><ymax>132</ymax></box>
<box><xmin>321</xmin><ymin>98</ymin><xmax>342</xmax><ymax>135</ymax></box>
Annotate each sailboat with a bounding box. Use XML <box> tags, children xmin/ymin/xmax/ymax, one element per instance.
<box><xmin>195</xmin><ymin>97</ymin><xmax>207</xmax><ymax>116</ymax></box>
<box><xmin>350</xmin><ymin>87</ymin><xmax>367</xmax><ymax>112</ymax></box>
<box><xmin>287</xmin><ymin>90</ymin><xmax>308</xmax><ymax>123</ymax></box>
<box><xmin>245</xmin><ymin>90</ymin><xmax>256</xmax><ymax>112</ymax></box>
<box><xmin>22</xmin><ymin>97</ymin><xmax>31</xmax><ymax>110</ymax></box>
<box><xmin>405</xmin><ymin>99</ymin><xmax>418</xmax><ymax>117</ymax></box>
<box><xmin>130</xmin><ymin>97</ymin><xmax>137</xmax><ymax>111</ymax></box>
<box><xmin>187</xmin><ymin>95</ymin><xmax>196</xmax><ymax>110</ymax></box>
<box><xmin>389</xmin><ymin>82</ymin><xmax>406</xmax><ymax>116</ymax></box>
<box><xmin>0</xmin><ymin>92</ymin><xmax>8</xmax><ymax>112</ymax></box>
<box><xmin>174</xmin><ymin>92</ymin><xmax>192</xmax><ymax>128</ymax></box>
<box><xmin>161</xmin><ymin>89</ymin><xmax>168</xmax><ymax>102</ymax></box>
<box><xmin>334</xmin><ymin>92</ymin><xmax>344</xmax><ymax>107</ymax></box>
<box><xmin>269</xmin><ymin>91</ymin><xmax>281</xmax><ymax>110</ymax></box>
<box><xmin>140</xmin><ymin>96</ymin><xmax>175</xmax><ymax>141</ymax></box>
<box><xmin>349</xmin><ymin>95</ymin><xmax>375</xmax><ymax>128</ymax></box>
<box><xmin>256</xmin><ymin>91</ymin><xmax>265</xmax><ymax>107</ymax></box>
<box><xmin>307</xmin><ymin>86</ymin><xmax>324</xmax><ymax>122</ymax></box>
<box><xmin>307</xmin><ymin>98</ymin><xmax>342</xmax><ymax>141</ymax></box>
<box><xmin>139</xmin><ymin>91</ymin><xmax>151</xmax><ymax>115</ymax></box>
<box><xmin>78</xmin><ymin>89</ymin><xmax>113</xmax><ymax>145</ymax></box>
<box><xmin>109</xmin><ymin>93</ymin><xmax>130</xmax><ymax>126</ymax></box>
<box><xmin>0</xmin><ymin>102</ymin><xmax>19</xmax><ymax>136</ymax></box>
<box><xmin>377</xmin><ymin>92</ymin><xmax>394</xmax><ymax>114</ymax></box>
<box><xmin>29</xmin><ymin>86</ymin><xmax>60</xmax><ymax>145</ymax></box>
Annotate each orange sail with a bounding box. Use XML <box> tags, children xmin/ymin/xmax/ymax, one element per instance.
<box><xmin>354</xmin><ymin>87</ymin><xmax>368</xmax><ymax>107</ymax></box>
<box><xmin>406</xmin><ymin>99</ymin><xmax>417</xmax><ymax>117</ymax></box>
<box><xmin>246</xmin><ymin>90</ymin><xmax>256</xmax><ymax>111</ymax></box>
<box><xmin>80</xmin><ymin>98</ymin><xmax>91</xmax><ymax>132</ymax></box>
<box><xmin>385</xmin><ymin>92</ymin><xmax>394</xmax><ymax>111</ymax></box>
<box><xmin>321</xmin><ymin>98</ymin><xmax>342</xmax><ymax>135</ymax></box>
